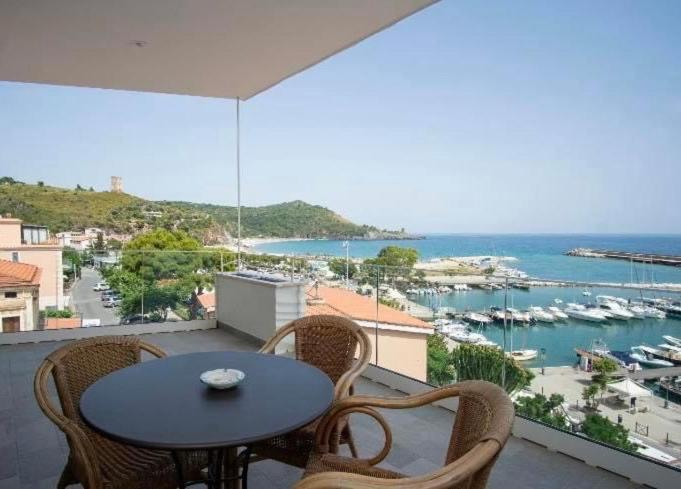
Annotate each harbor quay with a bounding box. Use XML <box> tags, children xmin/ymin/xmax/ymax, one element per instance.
<box><xmin>529</xmin><ymin>366</ymin><xmax>681</xmax><ymax>463</ymax></box>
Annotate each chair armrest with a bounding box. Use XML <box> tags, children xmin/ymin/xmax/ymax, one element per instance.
<box><xmin>139</xmin><ymin>341</ymin><xmax>167</xmax><ymax>359</ymax></box>
<box><xmin>295</xmin><ymin>440</ymin><xmax>501</xmax><ymax>489</ymax></box>
<box><xmin>315</xmin><ymin>405</ymin><xmax>392</xmax><ymax>466</ymax></box>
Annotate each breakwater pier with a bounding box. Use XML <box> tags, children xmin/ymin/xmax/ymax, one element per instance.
<box><xmin>566</xmin><ymin>248</ymin><xmax>681</xmax><ymax>267</ymax></box>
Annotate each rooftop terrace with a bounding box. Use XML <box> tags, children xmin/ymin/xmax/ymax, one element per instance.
<box><xmin>0</xmin><ymin>327</ymin><xmax>638</xmax><ymax>489</ymax></box>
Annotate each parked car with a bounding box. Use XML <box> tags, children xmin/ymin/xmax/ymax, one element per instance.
<box><xmin>93</xmin><ymin>282</ymin><xmax>109</xmax><ymax>291</ymax></box>
<box><xmin>103</xmin><ymin>296</ymin><xmax>121</xmax><ymax>308</ymax></box>
<box><xmin>121</xmin><ymin>314</ymin><xmax>150</xmax><ymax>325</ymax></box>
<box><xmin>101</xmin><ymin>290</ymin><xmax>115</xmax><ymax>301</ymax></box>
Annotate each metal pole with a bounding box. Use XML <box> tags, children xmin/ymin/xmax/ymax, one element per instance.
<box><xmin>502</xmin><ymin>276</ymin><xmax>508</xmax><ymax>389</ymax></box>
<box><xmin>375</xmin><ymin>267</ymin><xmax>380</xmax><ymax>365</ymax></box>
<box><xmin>236</xmin><ymin>98</ymin><xmax>242</xmax><ymax>270</ymax></box>
<box><xmin>339</xmin><ymin>241</ymin><xmax>350</xmax><ymax>287</ymax></box>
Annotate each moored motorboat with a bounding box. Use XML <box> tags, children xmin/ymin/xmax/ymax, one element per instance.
<box><xmin>663</xmin><ymin>335</ymin><xmax>681</xmax><ymax>347</ymax></box>
<box><xmin>628</xmin><ymin>305</ymin><xmax>646</xmax><ymax>319</ymax></box>
<box><xmin>630</xmin><ymin>346</ymin><xmax>674</xmax><ymax>368</ymax></box>
<box><xmin>463</xmin><ymin>311</ymin><xmax>493</xmax><ymax>325</ymax></box>
<box><xmin>528</xmin><ymin>306</ymin><xmax>555</xmax><ymax>323</ymax></box>
<box><xmin>565</xmin><ymin>304</ymin><xmax>606</xmax><ymax>322</ymax></box>
<box><xmin>507</xmin><ymin>349</ymin><xmax>538</xmax><ymax>361</ymax></box>
<box><xmin>547</xmin><ymin>306</ymin><xmax>568</xmax><ymax>320</ymax></box>
<box><xmin>598</xmin><ymin>300</ymin><xmax>634</xmax><ymax>320</ymax></box>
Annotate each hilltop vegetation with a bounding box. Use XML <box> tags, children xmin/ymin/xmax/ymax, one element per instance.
<box><xmin>0</xmin><ymin>178</ymin><xmax>411</xmax><ymax>243</ymax></box>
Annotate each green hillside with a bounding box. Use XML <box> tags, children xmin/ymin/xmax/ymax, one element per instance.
<box><xmin>0</xmin><ymin>178</ymin><xmax>410</xmax><ymax>242</ymax></box>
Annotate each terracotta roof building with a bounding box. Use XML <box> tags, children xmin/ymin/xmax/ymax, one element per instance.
<box><xmin>0</xmin><ymin>217</ymin><xmax>64</xmax><ymax>310</ymax></box>
<box><xmin>305</xmin><ymin>285</ymin><xmax>433</xmax><ymax>381</ymax></box>
<box><xmin>0</xmin><ymin>259</ymin><xmax>41</xmax><ymax>333</ymax></box>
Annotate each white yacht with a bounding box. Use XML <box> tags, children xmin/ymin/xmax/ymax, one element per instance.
<box><xmin>630</xmin><ymin>346</ymin><xmax>674</xmax><ymax>368</ymax></box>
<box><xmin>663</xmin><ymin>335</ymin><xmax>681</xmax><ymax>347</ymax></box>
<box><xmin>547</xmin><ymin>306</ymin><xmax>568</xmax><ymax>320</ymax></box>
<box><xmin>598</xmin><ymin>300</ymin><xmax>634</xmax><ymax>320</ymax></box>
<box><xmin>448</xmin><ymin>329</ymin><xmax>488</xmax><ymax>344</ymax></box>
<box><xmin>463</xmin><ymin>312</ymin><xmax>493</xmax><ymax>325</ymax></box>
<box><xmin>643</xmin><ymin>306</ymin><xmax>666</xmax><ymax>319</ymax></box>
<box><xmin>627</xmin><ymin>305</ymin><xmax>646</xmax><ymax>319</ymax></box>
<box><xmin>507</xmin><ymin>349</ymin><xmax>538</xmax><ymax>361</ymax></box>
<box><xmin>507</xmin><ymin>308</ymin><xmax>532</xmax><ymax>323</ymax></box>
<box><xmin>565</xmin><ymin>304</ymin><xmax>606</xmax><ymax>322</ymax></box>
<box><xmin>528</xmin><ymin>306</ymin><xmax>555</xmax><ymax>323</ymax></box>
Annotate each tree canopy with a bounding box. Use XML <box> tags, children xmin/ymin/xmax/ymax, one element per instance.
<box><xmin>121</xmin><ymin>229</ymin><xmax>202</xmax><ymax>282</ymax></box>
<box><xmin>515</xmin><ymin>393</ymin><xmax>567</xmax><ymax>428</ymax></box>
<box><xmin>581</xmin><ymin>414</ymin><xmax>638</xmax><ymax>452</ymax></box>
<box><xmin>450</xmin><ymin>343</ymin><xmax>534</xmax><ymax>394</ymax></box>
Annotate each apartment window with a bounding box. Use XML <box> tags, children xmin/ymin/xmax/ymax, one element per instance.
<box><xmin>11</xmin><ymin>251</ymin><xmax>19</xmax><ymax>262</ymax></box>
<box><xmin>4</xmin><ymin>292</ymin><xmax>17</xmax><ymax>298</ymax></box>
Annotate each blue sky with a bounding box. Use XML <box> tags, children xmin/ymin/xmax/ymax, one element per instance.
<box><xmin>1</xmin><ymin>1</ymin><xmax>680</xmax><ymax>234</ymax></box>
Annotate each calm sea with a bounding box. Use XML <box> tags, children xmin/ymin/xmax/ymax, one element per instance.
<box><xmin>255</xmin><ymin>235</ymin><xmax>681</xmax><ymax>367</ymax></box>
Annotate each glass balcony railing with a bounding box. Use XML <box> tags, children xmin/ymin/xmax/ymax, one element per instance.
<box><xmin>3</xmin><ymin>244</ymin><xmax>680</xmax><ymax>474</ymax></box>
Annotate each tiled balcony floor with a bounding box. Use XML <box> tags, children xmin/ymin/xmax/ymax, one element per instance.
<box><xmin>0</xmin><ymin>328</ymin><xmax>638</xmax><ymax>489</ymax></box>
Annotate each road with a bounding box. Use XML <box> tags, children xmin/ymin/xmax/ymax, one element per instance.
<box><xmin>71</xmin><ymin>267</ymin><xmax>119</xmax><ymax>326</ymax></box>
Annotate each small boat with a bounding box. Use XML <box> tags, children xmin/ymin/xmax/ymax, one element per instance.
<box><xmin>553</xmin><ymin>298</ymin><xmax>564</xmax><ymax>305</ymax></box>
<box><xmin>507</xmin><ymin>349</ymin><xmax>538</xmax><ymax>361</ymax></box>
<box><xmin>630</xmin><ymin>346</ymin><xmax>674</xmax><ymax>368</ymax></box>
<box><xmin>448</xmin><ymin>329</ymin><xmax>488</xmax><ymax>344</ymax></box>
<box><xmin>528</xmin><ymin>306</ymin><xmax>555</xmax><ymax>323</ymax></box>
<box><xmin>547</xmin><ymin>306</ymin><xmax>568</xmax><ymax>320</ymax></box>
<box><xmin>565</xmin><ymin>304</ymin><xmax>606</xmax><ymax>322</ymax></box>
<box><xmin>511</xmin><ymin>282</ymin><xmax>530</xmax><ymax>290</ymax></box>
<box><xmin>609</xmin><ymin>351</ymin><xmax>642</xmax><ymax>371</ymax></box>
<box><xmin>663</xmin><ymin>335</ymin><xmax>681</xmax><ymax>348</ymax></box>
<box><xmin>478</xmin><ymin>284</ymin><xmax>494</xmax><ymax>291</ymax></box>
<box><xmin>463</xmin><ymin>312</ymin><xmax>493</xmax><ymax>325</ymax></box>
<box><xmin>582</xmin><ymin>288</ymin><xmax>592</xmax><ymax>297</ymax></box>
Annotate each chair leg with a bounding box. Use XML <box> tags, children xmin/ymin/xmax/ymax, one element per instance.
<box><xmin>57</xmin><ymin>461</ymin><xmax>76</xmax><ymax>489</ymax></box>
<box><xmin>344</xmin><ymin>425</ymin><xmax>359</xmax><ymax>459</ymax></box>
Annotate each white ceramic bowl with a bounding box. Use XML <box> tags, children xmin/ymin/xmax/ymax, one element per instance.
<box><xmin>200</xmin><ymin>368</ymin><xmax>245</xmax><ymax>390</ymax></box>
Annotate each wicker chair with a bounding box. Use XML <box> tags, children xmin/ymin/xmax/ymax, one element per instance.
<box><xmin>252</xmin><ymin>315</ymin><xmax>372</xmax><ymax>468</ymax></box>
<box><xmin>294</xmin><ymin>380</ymin><xmax>514</xmax><ymax>489</ymax></box>
<box><xmin>34</xmin><ymin>336</ymin><xmax>206</xmax><ymax>489</ymax></box>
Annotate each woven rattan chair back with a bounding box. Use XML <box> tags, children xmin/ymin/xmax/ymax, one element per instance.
<box><xmin>260</xmin><ymin>315</ymin><xmax>371</xmax><ymax>395</ymax></box>
<box><xmin>46</xmin><ymin>336</ymin><xmax>165</xmax><ymax>421</ymax></box>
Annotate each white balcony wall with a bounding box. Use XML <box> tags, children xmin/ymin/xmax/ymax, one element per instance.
<box><xmin>215</xmin><ymin>273</ymin><xmax>307</xmax><ymax>352</ymax></box>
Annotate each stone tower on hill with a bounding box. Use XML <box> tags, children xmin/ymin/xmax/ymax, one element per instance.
<box><xmin>111</xmin><ymin>176</ymin><xmax>123</xmax><ymax>193</ymax></box>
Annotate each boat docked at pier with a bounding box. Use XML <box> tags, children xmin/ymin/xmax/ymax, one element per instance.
<box><xmin>463</xmin><ymin>311</ymin><xmax>493</xmax><ymax>325</ymax></box>
<box><xmin>547</xmin><ymin>306</ymin><xmax>568</xmax><ymax>320</ymax></box>
<box><xmin>507</xmin><ymin>349</ymin><xmax>538</xmax><ymax>361</ymax></box>
<box><xmin>528</xmin><ymin>306</ymin><xmax>555</xmax><ymax>323</ymax></box>
<box><xmin>596</xmin><ymin>298</ymin><xmax>635</xmax><ymax>320</ymax></box>
<box><xmin>663</xmin><ymin>335</ymin><xmax>681</xmax><ymax>348</ymax></box>
<box><xmin>630</xmin><ymin>346</ymin><xmax>675</xmax><ymax>368</ymax></box>
<box><xmin>564</xmin><ymin>304</ymin><xmax>607</xmax><ymax>322</ymax></box>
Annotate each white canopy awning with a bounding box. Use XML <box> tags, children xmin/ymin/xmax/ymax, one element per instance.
<box><xmin>0</xmin><ymin>0</ymin><xmax>437</xmax><ymax>100</ymax></box>
<box><xmin>608</xmin><ymin>378</ymin><xmax>652</xmax><ymax>398</ymax></box>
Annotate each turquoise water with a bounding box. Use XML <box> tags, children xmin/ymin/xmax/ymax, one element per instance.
<box><xmin>256</xmin><ymin>234</ymin><xmax>681</xmax><ymax>283</ymax></box>
<box><xmin>256</xmin><ymin>235</ymin><xmax>681</xmax><ymax>367</ymax></box>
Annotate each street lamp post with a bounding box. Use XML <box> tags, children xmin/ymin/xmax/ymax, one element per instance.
<box><xmin>342</xmin><ymin>241</ymin><xmax>350</xmax><ymax>287</ymax></box>
<box><xmin>540</xmin><ymin>347</ymin><xmax>546</xmax><ymax>375</ymax></box>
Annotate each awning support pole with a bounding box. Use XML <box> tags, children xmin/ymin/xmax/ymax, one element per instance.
<box><xmin>236</xmin><ymin>98</ymin><xmax>242</xmax><ymax>269</ymax></box>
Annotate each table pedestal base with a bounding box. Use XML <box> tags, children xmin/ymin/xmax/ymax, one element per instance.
<box><xmin>172</xmin><ymin>446</ymin><xmax>252</xmax><ymax>489</ymax></box>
